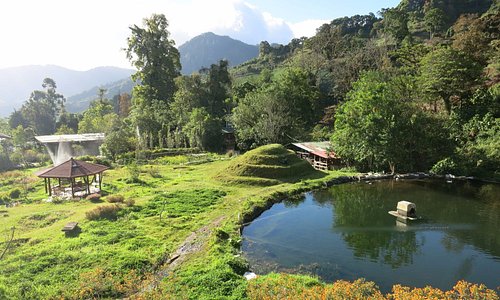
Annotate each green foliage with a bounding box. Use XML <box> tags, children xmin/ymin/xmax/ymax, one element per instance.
<box><xmin>126</xmin><ymin>162</ymin><xmax>142</xmax><ymax>184</ymax></box>
<box><xmin>419</xmin><ymin>47</ymin><xmax>482</xmax><ymax>113</ymax></box>
<box><xmin>8</xmin><ymin>188</ymin><xmax>21</xmax><ymax>199</ymax></box>
<box><xmin>231</xmin><ymin>68</ymin><xmax>319</xmax><ymax>149</ymax></box>
<box><xmin>78</xmin><ymin>97</ymin><xmax>117</xmax><ymax>134</ymax></box>
<box><xmin>101</xmin><ymin>119</ymin><xmax>136</xmax><ymax>161</ymax></box>
<box><xmin>125</xmin><ymin>14</ymin><xmax>181</xmax><ymax>149</ymax></box>
<box><xmin>185</xmin><ymin>108</ymin><xmax>223</xmax><ymax>152</ymax></box>
<box><xmin>19</xmin><ymin>78</ymin><xmax>65</xmax><ymax>135</ymax></box>
<box><xmin>332</xmin><ymin>72</ymin><xmax>452</xmax><ymax>173</ymax></box>
<box><xmin>431</xmin><ymin>157</ymin><xmax>461</xmax><ymax>175</ymax></box>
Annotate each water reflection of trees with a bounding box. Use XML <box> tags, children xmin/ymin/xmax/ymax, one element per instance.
<box><xmin>329</xmin><ymin>183</ymin><xmax>422</xmax><ymax>268</ymax></box>
<box><xmin>327</xmin><ymin>181</ymin><xmax>500</xmax><ymax>265</ymax></box>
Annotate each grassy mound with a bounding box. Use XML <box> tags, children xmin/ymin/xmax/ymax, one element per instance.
<box><xmin>217</xmin><ymin>144</ymin><xmax>316</xmax><ymax>185</ymax></box>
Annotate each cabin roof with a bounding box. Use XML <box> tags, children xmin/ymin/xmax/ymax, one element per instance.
<box><xmin>36</xmin><ymin>158</ymin><xmax>109</xmax><ymax>178</ymax></box>
<box><xmin>35</xmin><ymin>133</ymin><xmax>105</xmax><ymax>144</ymax></box>
<box><xmin>291</xmin><ymin>141</ymin><xmax>338</xmax><ymax>159</ymax></box>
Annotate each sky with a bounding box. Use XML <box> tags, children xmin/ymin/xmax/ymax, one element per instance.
<box><xmin>0</xmin><ymin>0</ymin><xmax>400</xmax><ymax>71</ymax></box>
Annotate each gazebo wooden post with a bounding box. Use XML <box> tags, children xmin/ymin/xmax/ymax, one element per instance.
<box><xmin>99</xmin><ymin>172</ymin><xmax>102</xmax><ymax>191</ymax></box>
<box><xmin>48</xmin><ymin>178</ymin><xmax>52</xmax><ymax>196</ymax></box>
<box><xmin>86</xmin><ymin>176</ymin><xmax>91</xmax><ymax>195</ymax></box>
<box><xmin>58</xmin><ymin>178</ymin><xmax>61</xmax><ymax>188</ymax></box>
<box><xmin>71</xmin><ymin>178</ymin><xmax>74</xmax><ymax>197</ymax></box>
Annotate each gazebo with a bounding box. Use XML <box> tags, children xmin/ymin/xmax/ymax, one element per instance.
<box><xmin>36</xmin><ymin>158</ymin><xmax>109</xmax><ymax>197</ymax></box>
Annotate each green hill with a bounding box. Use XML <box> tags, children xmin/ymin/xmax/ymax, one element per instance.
<box><xmin>217</xmin><ymin>144</ymin><xmax>317</xmax><ymax>185</ymax></box>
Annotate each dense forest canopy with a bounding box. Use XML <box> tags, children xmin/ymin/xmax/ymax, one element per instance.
<box><xmin>1</xmin><ymin>0</ymin><xmax>498</xmax><ymax>178</ymax></box>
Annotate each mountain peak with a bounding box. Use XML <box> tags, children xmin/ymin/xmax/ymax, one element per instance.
<box><xmin>179</xmin><ymin>33</ymin><xmax>258</xmax><ymax>75</ymax></box>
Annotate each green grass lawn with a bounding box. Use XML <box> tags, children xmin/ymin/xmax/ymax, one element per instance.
<box><xmin>0</xmin><ymin>152</ymin><xmax>355</xmax><ymax>299</ymax></box>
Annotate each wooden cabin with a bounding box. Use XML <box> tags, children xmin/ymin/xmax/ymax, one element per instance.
<box><xmin>290</xmin><ymin>141</ymin><xmax>341</xmax><ymax>170</ymax></box>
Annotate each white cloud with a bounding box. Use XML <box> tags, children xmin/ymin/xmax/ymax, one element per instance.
<box><xmin>0</xmin><ymin>0</ymin><xmax>322</xmax><ymax>70</ymax></box>
<box><xmin>169</xmin><ymin>0</ymin><xmax>294</xmax><ymax>46</ymax></box>
<box><xmin>289</xmin><ymin>19</ymin><xmax>329</xmax><ymax>39</ymax></box>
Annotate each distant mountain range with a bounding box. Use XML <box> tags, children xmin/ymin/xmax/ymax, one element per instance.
<box><xmin>0</xmin><ymin>32</ymin><xmax>260</xmax><ymax>116</ymax></box>
<box><xmin>66</xmin><ymin>78</ymin><xmax>135</xmax><ymax>113</ymax></box>
<box><xmin>0</xmin><ymin>65</ymin><xmax>134</xmax><ymax>116</ymax></box>
<box><xmin>179</xmin><ymin>32</ymin><xmax>259</xmax><ymax>75</ymax></box>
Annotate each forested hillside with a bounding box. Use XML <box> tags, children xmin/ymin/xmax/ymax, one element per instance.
<box><xmin>1</xmin><ymin>0</ymin><xmax>499</xmax><ymax>179</ymax></box>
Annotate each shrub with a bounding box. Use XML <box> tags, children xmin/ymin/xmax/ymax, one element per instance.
<box><xmin>431</xmin><ymin>157</ymin><xmax>462</xmax><ymax>175</ymax></box>
<box><xmin>86</xmin><ymin>193</ymin><xmax>101</xmax><ymax>202</ymax></box>
<box><xmin>86</xmin><ymin>205</ymin><xmax>121</xmax><ymax>221</ymax></box>
<box><xmin>126</xmin><ymin>163</ymin><xmax>142</xmax><ymax>183</ymax></box>
<box><xmin>147</xmin><ymin>166</ymin><xmax>162</xmax><ymax>178</ymax></box>
<box><xmin>8</xmin><ymin>188</ymin><xmax>21</xmax><ymax>199</ymax></box>
<box><xmin>106</xmin><ymin>194</ymin><xmax>125</xmax><ymax>203</ymax></box>
<box><xmin>124</xmin><ymin>199</ymin><xmax>135</xmax><ymax>207</ymax></box>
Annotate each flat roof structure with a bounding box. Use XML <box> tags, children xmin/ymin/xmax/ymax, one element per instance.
<box><xmin>35</xmin><ymin>133</ymin><xmax>105</xmax><ymax>144</ymax></box>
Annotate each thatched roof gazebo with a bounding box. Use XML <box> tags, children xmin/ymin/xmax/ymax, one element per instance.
<box><xmin>36</xmin><ymin>158</ymin><xmax>109</xmax><ymax>197</ymax></box>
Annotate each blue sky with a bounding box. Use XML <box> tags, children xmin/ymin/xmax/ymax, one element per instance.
<box><xmin>0</xmin><ymin>0</ymin><xmax>400</xmax><ymax>70</ymax></box>
<box><xmin>251</xmin><ymin>0</ymin><xmax>400</xmax><ymax>22</ymax></box>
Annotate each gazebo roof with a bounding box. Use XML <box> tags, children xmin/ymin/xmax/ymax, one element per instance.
<box><xmin>36</xmin><ymin>158</ymin><xmax>109</xmax><ymax>178</ymax></box>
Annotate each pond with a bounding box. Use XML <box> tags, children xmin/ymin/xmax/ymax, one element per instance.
<box><xmin>242</xmin><ymin>179</ymin><xmax>500</xmax><ymax>292</ymax></box>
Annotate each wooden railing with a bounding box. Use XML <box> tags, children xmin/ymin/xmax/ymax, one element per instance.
<box><xmin>313</xmin><ymin>160</ymin><xmax>328</xmax><ymax>170</ymax></box>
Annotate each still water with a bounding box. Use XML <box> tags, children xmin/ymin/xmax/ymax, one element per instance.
<box><xmin>242</xmin><ymin>179</ymin><xmax>500</xmax><ymax>292</ymax></box>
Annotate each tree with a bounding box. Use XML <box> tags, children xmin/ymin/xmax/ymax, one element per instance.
<box><xmin>56</xmin><ymin>112</ymin><xmax>80</xmax><ymax>133</ymax></box>
<box><xmin>126</xmin><ymin>14</ymin><xmax>181</xmax><ymax>102</ymax></box>
<box><xmin>125</xmin><ymin>14</ymin><xmax>181</xmax><ymax>148</ymax></box>
<box><xmin>419</xmin><ymin>47</ymin><xmax>482</xmax><ymax>114</ymax></box>
<box><xmin>8</xmin><ymin>110</ymin><xmax>28</xmax><ymax>130</ymax></box>
<box><xmin>101</xmin><ymin>119</ymin><xmax>136</xmax><ymax>161</ymax></box>
<box><xmin>184</xmin><ymin>108</ymin><xmax>223</xmax><ymax>152</ymax></box>
<box><xmin>21</xmin><ymin>78</ymin><xmax>65</xmax><ymax>135</ymax></box>
<box><xmin>451</xmin><ymin>14</ymin><xmax>490</xmax><ymax>65</ymax></box>
<box><xmin>331</xmin><ymin>72</ymin><xmax>450</xmax><ymax>173</ymax></box>
<box><xmin>231</xmin><ymin>86</ymin><xmax>291</xmax><ymax>149</ymax></box>
<box><xmin>200</xmin><ymin>60</ymin><xmax>231</xmax><ymax>118</ymax></box>
<box><xmin>424</xmin><ymin>8</ymin><xmax>447</xmax><ymax>38</ymax></box>
<box><xmin>118</xmin><ymin>93</ymin><xmax>132</xmax><ymax>118</ymax></box>
<box><xmin>231</xmin><ymin>68</ymin><xmax>319</xmax><ymax>149</ymax></box>
<box><xmin>78</xmin><ymin>94</ymin><xmax>117</xmax><ymax>134</ymax></box>
<box><xmin>381</xmin><ymin>7</ymin><xmax>410</xmax><ymax>43</ymax></box>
